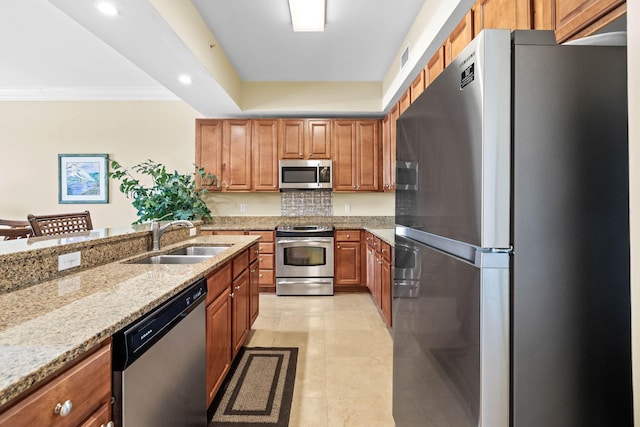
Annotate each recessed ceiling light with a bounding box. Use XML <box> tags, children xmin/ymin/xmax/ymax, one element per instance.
<box><xmin>178</xmin><ymin>75</ymin><xmax>192</xmax><ymax>85</ymax></box>
<box><xmin>288</xmin><ymin>0</ymin><xmax>325</xmax><ymax>32</ymax></box>
<box><xmin>97</xmin><ymin>2</ymin><xmax>118</xmax><ymax>16</ymax></box>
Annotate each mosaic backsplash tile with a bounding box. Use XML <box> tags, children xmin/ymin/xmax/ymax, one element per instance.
<box><xmin>281</xmin><ymin>190</ymin><xmax>333</xmax><ymax>216</ymax></box>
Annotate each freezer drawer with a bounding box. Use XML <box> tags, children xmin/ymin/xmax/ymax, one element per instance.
<box><xmin>392</xmin><ymin>235</ymin><xmax>508</xmax><ymax>427</ymax></box>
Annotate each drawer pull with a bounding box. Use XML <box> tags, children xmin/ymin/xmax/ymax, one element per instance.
<box><xmin>54</xmin><ymin>400</ymin><xmax>73</xmax><ymax>417</ymax></box>
<box><xmin>234</xmin><ymin>285</ymin><xmax>241</xmax><ymax>290</ymax></box>
<box><xmin>101</xmin><ymin>422</ymin><xmax>115</xmax><ymax>427</ymax></box>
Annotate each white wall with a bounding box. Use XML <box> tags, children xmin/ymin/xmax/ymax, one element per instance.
<box><xmin>0</xmin><ymin>101</ymin><xmax>201</xmax><ymax>227</ymax></box>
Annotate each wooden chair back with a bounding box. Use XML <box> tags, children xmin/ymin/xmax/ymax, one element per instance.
<box><xmin>0</xmin><ymin>219</ymin><xmax>32</xmax><ymax>240</ymax></box>
<box><xmin>27</xmin><ymin>211</ymin><xmax>93</xmax><ymax>237</ymax></box>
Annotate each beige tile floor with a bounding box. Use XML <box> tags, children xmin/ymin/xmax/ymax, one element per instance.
<box><xmin>245</xmin><ymin>293</ymin><xmax>395</xmax><ymax>427</ymax></box>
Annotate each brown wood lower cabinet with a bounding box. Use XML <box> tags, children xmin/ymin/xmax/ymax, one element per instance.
<box><xmin>364</xmin><ymin>232</ymin><xmax>392</xmax><ymax>328</ymax></box>
<box><xmin>334</xmin><ymin>230</ymin><xmax>363</xmax><ymax>289</ymax></box>
<box><xmin>232</xmin><ymin>269</ymin><xmax>250</xmax><ymax>359</ymax></box>
<box><xmin>0</xmin><ymin>341</ymin><xmax>112</xmax><ymax>427</ymax></box>
<box><xmin>249</xmin><ymin>256</ymin><xmax>260</xmax><ymax>326</ymax></box>
<box><xmin>206</xmin><ymin>263</ymin><xmax>232</xmax><ymax>405</ymax></box>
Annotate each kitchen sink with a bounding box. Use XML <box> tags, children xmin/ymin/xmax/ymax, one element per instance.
<box><xmin>131</xmin><ymin>254</ymin><xmax>214</xmax><ymax>265</ymax></box>
<box><xmin>129</xmin><ymin>245</ymin><xmax>231</xmax><ymax>264</ymax></box>
<box><xmin>166</xmin><ymin>246</ymin><xmax>230</xmax><ymax>256</ymax></box>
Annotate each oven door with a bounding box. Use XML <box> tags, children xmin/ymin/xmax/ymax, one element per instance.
<box><xmin>276</xmin><ymin>237</ymin><xmax>334</xmax><ymax>278</ymax></box>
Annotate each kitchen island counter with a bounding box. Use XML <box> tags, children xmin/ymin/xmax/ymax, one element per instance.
<box><xmin>0</xmin><ymin>234</ymin><xmax>258</xmax><ymax>407</ymax></box>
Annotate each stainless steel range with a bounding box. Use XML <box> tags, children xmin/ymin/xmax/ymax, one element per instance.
<box><xmin>275</xmin><ymin>225</ymin><xmax>334</xmax><ymax>295</ymax></box>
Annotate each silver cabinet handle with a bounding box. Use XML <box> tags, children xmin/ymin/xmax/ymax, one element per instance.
<box><xmin>101</xmin><ymin>422</ymin><xmax>115</xmax><ymax>427</ymax></box>
<box><xmin>54</xmin><ymin>400</ymin><xmax>73</xmax><ymax>417</ymax></box>
<box><xmin>234</xmin><ymin>285</ymin><xmax>241</xmax><ymax>290</ymax></box>
<box><xmin>230</xmin><ymin>292</ymin><xmax>235</xmax><ymax>298</ymax></box>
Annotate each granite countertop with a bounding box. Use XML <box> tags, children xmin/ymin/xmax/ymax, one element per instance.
<box><xmin>0</xmin><ymin>234</ymin><xmax>258</xmax><ymax>406</ymax></box>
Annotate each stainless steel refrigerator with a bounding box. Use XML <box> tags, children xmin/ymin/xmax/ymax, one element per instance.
<box><xmin>393</xmin><ymin>29</ymin><xmax>631</xmax><ymax>427</ymax></box>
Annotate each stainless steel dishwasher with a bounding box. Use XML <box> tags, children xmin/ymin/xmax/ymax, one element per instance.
<box><xmin>112</xmin><ymin>278</ymin><xmax>207</xmax><ymax>427</ymax></box>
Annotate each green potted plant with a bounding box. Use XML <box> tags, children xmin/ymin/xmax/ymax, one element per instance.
<box><xmin>109</xmin><ymin>159</ymin><xmax>216</xmax><ymax>224</ymax></box>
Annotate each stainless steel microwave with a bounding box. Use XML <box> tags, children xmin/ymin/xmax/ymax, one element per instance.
<box><xmin>279</xmin><ymin>159</ymin><xmax>332</xmax><ymax>190</ymax></box>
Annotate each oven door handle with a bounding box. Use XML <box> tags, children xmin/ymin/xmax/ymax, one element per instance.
<box><xmin>276</xmin><ymin>238</ymin><xmax>333</xmax><ymax>244</ymax></box>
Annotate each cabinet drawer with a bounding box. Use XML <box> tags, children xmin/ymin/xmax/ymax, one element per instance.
<box><xmin>258</xmin><ymin>269</ymin><xmax>274</xmax><ymax>285</ymax></box>
<box><xmin>258</xmin><ymin>242</ymin><xmax>274</xmax><ymax>254</ymax></box>
<box><xmin>248</xmin><ymin>230</ymin><xmax>274</xmax><ymax>242</ymax></box>
<box><xmin>232</xmin><ymin>250</ymin><xmax>249</xmax><ymax>279</ymax></box>
<box><xmin>0</xmin><ymin>344</ymin><xmax>111</xmax><ymax>427</ymax></box>
<box><xmin>380</xmin><ymin>241</ymin><xmax>392</xmax><ymax>262</ymax></box>
<box><xmin>249</xmin><ymin>243</ymin><xmax>259</xmax><ymax>264</ymax></box>
<box><xmin>206</xmin><ymin>262</ymin><xmax>232</xmax><ymax>305</ymax></box>
<box><xmin>258</xmin><ymin>253</ymin><xmax>274</xmax><ymax>270</ymax></box>
<box><xmin>335</xmin><ymin>230</ymin><xmax>361</xmax><ymax>242</ymax></box>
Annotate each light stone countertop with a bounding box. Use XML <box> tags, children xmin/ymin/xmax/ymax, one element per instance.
<box><xmin>0</xmin><ymin>234</ymin><xmax>259</xmax><ymax>407</ymax></box>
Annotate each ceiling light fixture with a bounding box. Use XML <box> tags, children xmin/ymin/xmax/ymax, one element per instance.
<box><xmin>96</xmin><ymin>2</ymin><xmax>118</xmax><ymax>16</ymax></box>
<box><xmin>288</xmin><ymin>0</ymin><xmax>325</xmax><ymax>32</ymax></box>
<box><xmin>178</xmin><ymin>74</ymin><xmax>192</xmax><ymax>85</ymax></box>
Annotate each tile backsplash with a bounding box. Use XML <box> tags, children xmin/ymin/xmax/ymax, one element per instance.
<box><xmin>281</xmin><ymin>190</ymin><xmax>333</xmax><ymax>216</ymax></box>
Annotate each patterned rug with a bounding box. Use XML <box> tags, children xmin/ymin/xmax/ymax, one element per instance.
<box><xmin>209</xmin><ymin>347</ymin><xmax>298</xmax><ymax>427</ymax></box>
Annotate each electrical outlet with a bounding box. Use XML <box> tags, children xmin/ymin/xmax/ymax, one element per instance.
<box><xmin>58</xmin><ymin>251</ymin><xmax>81</xmax><ymax>271</ymax></box>
<box><xmin>189</xmin><ymin>228</ymin><xmax>197</xmax><ymax>236</ymax></box>
<box><xmin>240</xmin><ymin>204</ymin><xmax>246</xmax><ymax>212</ymax></box>
<box><xmin>344</xmin><ymin>204</ymin><xmax>351</xmax><ymax>213</ymax></box>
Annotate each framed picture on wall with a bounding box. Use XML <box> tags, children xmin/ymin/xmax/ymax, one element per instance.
<box><xmin>58</xmin><ymin>154</ymin><xmax>109</xmax><ymax>204</ymax></box>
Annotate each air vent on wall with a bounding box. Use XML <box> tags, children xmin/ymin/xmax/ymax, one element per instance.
<box><xmin>400</xmin><ymin>45</ymin><xmax>410</xmax><ymax>70</ymax></box>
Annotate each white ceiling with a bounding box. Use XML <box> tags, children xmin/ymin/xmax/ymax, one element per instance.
<box><xmin>0</xmin><ymin>0</ymin><xmax>432</xmax><ymax>114</ymax></box>
<box><xmin>191</xmin><ymin>0</ymin><xmax>425</xmax><ymax>82</ymax></box>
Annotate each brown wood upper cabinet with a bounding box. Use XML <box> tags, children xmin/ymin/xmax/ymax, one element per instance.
<box><xmin>472</xmin><ymin>0</ymin><xmax>534</xmax><ymax>36</ymax></box>
<box><xmin>425</xmin><ymin>45</ymin><xmax>446</xmax><ymax>89</ymax></box>
<box><xmin>445</xmin><ymin>10</ymin><xmax>474</xmax><ymax>66</ymax></box>
<box><xmin>381</xmin><ymin>104</ymin><xmax>397</xmax><ymax>192</ymax></box>
<box><xmin>279</xmin><ymin>119</ymin><xmax>331</xmax><ymax>159</ymax></box>
<box><xmin>332</xmin><ymin>120</ymin><xmax>380</xmax><ymax>192</ymax></box>
<box><xmin>252</xmin><ymin>119</ymin><xmax>279</xmax><ymax>191</ymax></box>
<box><xmin>410</xmin><ymin>71</ymin><xmax>425</xmax><ymax>104</ymax></box>
<box><xmin>195</xmin><ymin>119</ymin><xmax>251</xmax><ymax>191</ymax></box>
<box><xmin>555</xmin><ymin>0</ymin><xmax>626</xmax><ymax>42</ymax></box>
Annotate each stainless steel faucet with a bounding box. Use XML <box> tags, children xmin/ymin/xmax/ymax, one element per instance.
<box><xmin>151</xmin><ymin>219</ymin><xmax>195</xmax><ymax>251</ymax></box>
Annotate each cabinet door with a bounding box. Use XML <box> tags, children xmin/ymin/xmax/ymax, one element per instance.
<box><xmin>555</xmin><ymin>0</ymin><xmax>625</xmax><ymax>42</ymax></box>
<box><xmin>425</xmin><ymin>45</ymin><xmax>446</xmax><ymax>87</ymax></box>
<box><xmin>307</xmin><ymin>119</ymin><xmax>332</xmax><ymax>159</ymax></box>
<box><xmin>381</xmin><ymin>257</ymin><xmax>392</xmax><ymax>327</ymax></box>
<box><xmin>446</xmin><ymin>10</ymin><xmax>474</xmax><ymax>65</ymax></box>
<box><xmin>280</xmin><ymin>119</ymin><xmax>305</xmax><ymax>159</ymax></box>
<box><xmin>473</xmin><ymin>0</ymin><xmax>533</xmax><ymax>36</ymax></box>
<box><xmin>195</xmin><ymin>119</ymin><xmax>223</xmax><ymax>191</ymax></box>
<box><xmin>366</xmin><ymin>242</ymin><xmax>376</xmax><ymax>295</ymax></box>
<box><xmin>332</xmin><ymin>120</ymin><xmax>358</xmax><ymax>191</ymax></box>
<box><xmin>410</xmin><ymin>70</ymin><xmax>425</xmax><ymax>104</ymax></box>
<box><xmin>249</xmin><ymin>259</ymin><xmax>260</xmax><ymax>326</ymax></box>
<box><xmin>252</xmin><ymin>119</ymin><xmax>279</xmax><ymax>191</ymax></box>
<box><xmin>232</xmin><ymin>270</ymin><xmax>250</xmax><ymax>358</ymax></box>
<box><xmin>399</xmin><ymin>91</ymin><xmax>411</xmax><ymax>115</ymax></box>
<box><xmin>382</xmin><ymin>113</ymin><xmax>392</xmax><ymax>191</ymax></box>
<box><xmin>335</xmin><ymin>241</ymin><xmax>362</xmax><ymax>287</ymax></box>
<box><xmin>223</xmin><ymin>120</ymin><xmax>252</xmax><ymax>191</ymax></box>
<box><xmin>356</xmin><ymin>120</ymin><xmax>379</xmax><ymax>191</ymax></box>
<box><xmin>206</xmin><ymin>291</ymin><xmax>232</xmax><ymax>405</ymax></box>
